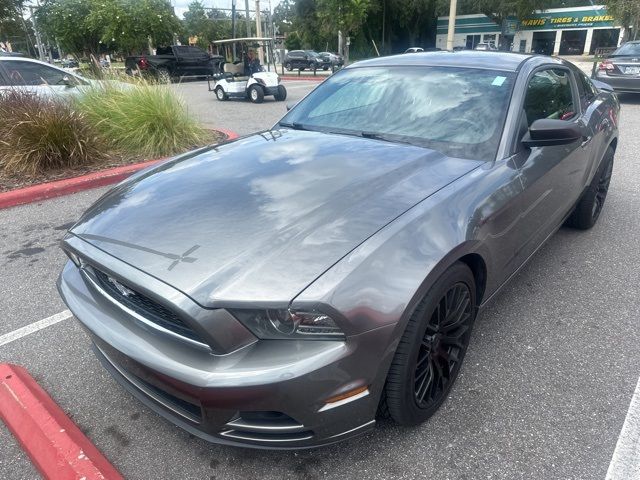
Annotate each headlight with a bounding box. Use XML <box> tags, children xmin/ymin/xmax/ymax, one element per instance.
<box><xmin>230</xmin><ymin>309</ymin><xmax>345</xmax><ymax>340</ymax></box>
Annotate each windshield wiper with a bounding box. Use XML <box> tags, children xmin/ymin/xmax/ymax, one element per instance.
<box><xmin>278</xmin><ymin>121</ymin><xmax>309</xmax><ymax>130</ymax></box>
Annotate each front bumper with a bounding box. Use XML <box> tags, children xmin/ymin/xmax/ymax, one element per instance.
<box><xmin>57</xmin><ymin>242</ymin><xmax>396</xmax><ymax>449</ymax></box>
<box><xmin>594</xmin><ymin>71</ymin><xmax>640</xmax><ymax>93</ymax></box>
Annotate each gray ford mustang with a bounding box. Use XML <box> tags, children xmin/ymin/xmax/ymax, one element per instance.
<box><xmin>58</xmin><ymin>51</ymin><xmax>620</xmax><ymax>449</ymax></box>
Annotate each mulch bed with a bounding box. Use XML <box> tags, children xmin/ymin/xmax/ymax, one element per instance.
<box><xmin>0</xmin><ymin>129</ymin><xmax>226</xmax><ymax>193</ymax></box>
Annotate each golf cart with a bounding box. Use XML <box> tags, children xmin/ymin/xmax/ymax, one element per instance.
<box><xmin>208</xmin><ymin>37</ymin><xmax>286</xmax><ymax>103</ymax></box>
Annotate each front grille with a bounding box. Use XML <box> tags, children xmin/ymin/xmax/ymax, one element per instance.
<box><xmin>91</xmin><ymin>267</ymin><xmax>205</xmax><ymax>344</ymax></box>
<box><xmin>94</xmin><ymin>344</ymin><xmax>203</xmax><ymax>424</ymax></box>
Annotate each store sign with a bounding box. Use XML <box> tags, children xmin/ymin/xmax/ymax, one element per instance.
<box><xmin>520</xmin><ymin>9</ymin><xmax>615</xmax><ymax>30</ymax></box>
<box><xmin>502</xmin><ymin>19</ymin><xmax>518</xmax><ymax>35</ymax></box>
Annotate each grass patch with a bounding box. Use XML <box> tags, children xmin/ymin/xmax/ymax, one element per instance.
<box><xmin>0</xmin><ymin>90</ymin><xmax>105</xmax><ymax>175</ymax></box>
<box><xmin>74</xmin><ymin>82</ymin><xmax>208</xmax><ymax>158</ymax></box>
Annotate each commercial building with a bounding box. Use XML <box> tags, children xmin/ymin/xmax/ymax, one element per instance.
<box><xmin>436</xmin><ymin>5</ymin><xmax>625</xmax><ymax>55</ymax></box>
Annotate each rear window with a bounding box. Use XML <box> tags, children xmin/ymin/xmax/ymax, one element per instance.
<box><xmin>613</xmin><ymin>42</ymin><xmax>640</xmax><ymax>56</ymax></box>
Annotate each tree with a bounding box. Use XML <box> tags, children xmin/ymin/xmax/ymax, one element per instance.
<box><xmin>284</xmin><ymin>30</ymin><xmax>302</xmax><ymax>49</ymax></box>
<box><xmin>37</xmin><ymin>0</ymin><xmax>183</xmax><ymax>57</ymax></box>
<box><xmin>182</xmin><ymin>1</ymin><xmax>231</xmax><ymax>48</ymax></box>
<box><xmin>37</xmin><ymin>0</ymin><xmax>103</xmax><ymax>56</ymax></box>
<box><xmin>604</xmin><ymin>0</ymin><xmax>640</xmax><ymax>40</ymax></box>
<box><xmin>273</xmin><ymin>0</ymin><xmax>295</xmax><ymax>34</ymax></box>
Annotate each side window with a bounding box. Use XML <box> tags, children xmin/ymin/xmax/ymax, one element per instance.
<box><xmin>577</xmin><ymin>71</ymin><xmax>597</xmax><ymax>108</ymax></box>
<box><xmin>3</xmin><ymin>60</ymin><xmax>67</xmax><ymax>86</ymax></box>
<box><xmin>523</xmin><ymin>68</ymin><xmax>576</xmax><ymax>125</ymax></box>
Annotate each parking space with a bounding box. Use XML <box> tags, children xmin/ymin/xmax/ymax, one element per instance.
<box><xmin>1</xmin><ymin>82</ymin><xmax>640</xmax><ymax>479</ymax></box>
<box><xmin>171</xmin><ymin>79</ymin><xmax>319</xmax><ymax>136</ymax></box>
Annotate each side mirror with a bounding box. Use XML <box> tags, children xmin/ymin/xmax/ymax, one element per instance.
<box><xmin>521</xmin><ymin>118</ymin><xmax>582</xmax><ymax>148</ymax></box>
<box><xmin>61</xmin><ymin>75</ymin><xmax>76</xmax><ymax>88</ymax></box>
<box><xmin>286</xmin><ymin>101</ymin><xmax>297</xmax><ymax>111</ymax></box>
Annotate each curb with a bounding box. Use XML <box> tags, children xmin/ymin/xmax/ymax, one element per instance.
<box><xmin>0</xmin><ymin>128</ymin><xmax>239</xmax><ymax>210</ymax></box>
<box><xmin>0</xmin><ymin>363</ymin><xmax>123</xmax><ymax>479</ymax></box>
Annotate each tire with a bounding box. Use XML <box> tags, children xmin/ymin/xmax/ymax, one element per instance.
<box><xmin>565</xmin><ymin>146</ymin><xmax>614</xmax><ymax>230</ymax></box>
<box><xmin>383</xmin><ymin>262</ymin><xmax>477</xmax><ymax>426</ymax></box>
<box><xmin>248</xmin><ymin>85</ymin><xmax>264</xmax><ymax>104</ymax></box>
<box><xmin>323</xmin><ymin>66</ymin><xmax>329</xmax><ymax>71</ymax></box>
<box><xmin>274</xmin><ymin>85</ymin><xmax>287</xmax><ymax>102</ymax></box>
<box><xmin>285</xmin><ymin>62</ymin><xmax>292</xmax><ymax>71</ymax></box>
<box><xmin>215</xmin><ymin>86</ymin><xmax>228</xmax><ymax>101</ymax></box>
<box><xmin>156</xmin><ymin>67</ymin><xmax>171</xmax><ymax>84</ymax></box>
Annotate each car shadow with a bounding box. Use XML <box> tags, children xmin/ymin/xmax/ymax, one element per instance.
<box><xmin>616</xmin><ymin>93</ymin><xmax>640</xmax><ymax>105</ymax></box>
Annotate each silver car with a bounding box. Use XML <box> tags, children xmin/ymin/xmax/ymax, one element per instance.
<box><xmin>58</xmin><ymin>51</ymin><xmax>619</xmax><ymax>449</ymax></box>
<box><xmin>0</xmin><ymin>56</ymin><xmax>91</xmax><ymax>97</ymax></box>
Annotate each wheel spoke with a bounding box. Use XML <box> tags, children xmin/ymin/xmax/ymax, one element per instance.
<box><xmin>415</xmin><ymin>360</ymin><xmax>434</xmax><ymax>404</ymax></box>
<box><xmin>441</xmin><ymin>298</ymin><xmax>470</xmax><ymax>332</ymax></box>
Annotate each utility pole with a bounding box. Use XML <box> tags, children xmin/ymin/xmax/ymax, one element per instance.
<box><xmin>231</xmin><ymin>0</ymin><xmax>236</xmax><ymax>38</ymax></box>
<box><xmin>29</xmin><ymin>6</ymin><xmax>46</xmax><ymax>61</ymax></box>
<box><xmin>446</xmin><ymin>0</ymin><xmax>457</xmax><ymax>51</ymax></box>
<box><xmin>255</xmin><ymin>0</ymin><xmax>264</xmax><ymax>63</ymax></box>
<box><xmin>245</xmin><ymin>0</ymin><xmax>251</xmax><ymax>37</ymax></box>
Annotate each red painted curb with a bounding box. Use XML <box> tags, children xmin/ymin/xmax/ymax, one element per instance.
<box><xmin>0</xmin><ymin>363</ymin><xmax>123</xmax><ymax>479</ymax></box>
<box><xmin>0</xmin><ymin>129</ymin><xmax>239</xmax><ymax>210</ymax></box>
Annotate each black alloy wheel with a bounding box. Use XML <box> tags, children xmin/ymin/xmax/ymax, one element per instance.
<box><xmin>383</xmin><ymin>262</ymin><xmax>476</xmax><ymax>426</ymax></box>
<box><xmin>414</xmin><ymin>283</ymin><xmax>472</xmax><ymax>409</ymax></box>
<box><xmin>566</xmin><ymin>145</ymin><xmax>614</xmax><ymax>230</ymax></box>
<box><xmin>592</xmin><ymin>156</ymin><xmax>613</xmax><ymax>221</ymax></box>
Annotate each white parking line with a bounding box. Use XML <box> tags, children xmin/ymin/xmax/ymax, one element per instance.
<box><xmin>606</xmin><ymin>375</ymin><xmax>640</xmax><ymax>479</ymax></box>
<box><xmin>0</xmin><ymin>310</ymin><xmax>72</xmax><ymax>348</ymax></box>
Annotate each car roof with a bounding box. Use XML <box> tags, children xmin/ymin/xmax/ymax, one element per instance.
<box><xmin>350</xmin><ymin>50</ymin><xmax>564</xmax><ymax>72</ymax></box>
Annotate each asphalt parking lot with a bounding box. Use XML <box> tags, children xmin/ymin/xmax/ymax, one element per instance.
<box><xmin>171</xmin><ymin>79</ymin><xmax>320</xmax><ymax>135</ymax></box>
<box><xmin>1</xmin><ymin>79</ymin><xmax>640</xmax><ymax>480</ymax></box>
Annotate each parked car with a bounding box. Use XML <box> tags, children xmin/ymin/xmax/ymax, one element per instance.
<box><xmin>594</xmin><ymin>40</ymin><xmax>640</xmax><ymax>93</ymax></box>
<box><xmin>0</xmin><ymin>56</ymin><xmax>90</xmax><ymax>97</ymax></box>
<box><xmin>0</xmin><ymin>56</ymin><xmax>131</xmax><ymax>99</ymax></box>
<box><xmin>61</xmin><ymin>58</ymin><xmax>79</xmax><ymax>69</ymax></box>
<box><xmin>319</xmin><ymin>51</ymin><xmax>344</xmax><ymax>68</ymax></box>
<box><xmin>405</xmin><ymin>47</ymin><xmax>424</xmax><ymax>53</ymax></box>
<box><xmin>283</xmin><ymin>49</ymin><xmax>323</xmax><ymax>71</ymax></box>
<box><xmin>474</xmin><ymin>43</ymin><xmax>497</xmax><ymax>51</ymax></box>
<box><xmin>125</xmin><ymin>45</ymin><xmax>222</xmax><ymax>82</ymax></box>
<box><xmin>58</xmin><ymin>51</ymin><xmax>619</xmax><ymax>449</ymax></box>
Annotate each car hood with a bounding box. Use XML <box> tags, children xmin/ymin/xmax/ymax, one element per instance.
<box><xmin>71</xmin><ymin>129</ymin><xmax>482</xmax><ymax>307</ymax></box>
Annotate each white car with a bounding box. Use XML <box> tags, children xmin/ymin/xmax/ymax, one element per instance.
<box><xmin>474</xmin><ymin>43</ymin><xmax>498</xmax><ymax>51</ymax></box>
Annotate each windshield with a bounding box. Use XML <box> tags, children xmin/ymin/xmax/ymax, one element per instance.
<box><xmin>305</xmin><ymin>51</ymin><xmax>319</xmax><ymax>57</ymax></box>
<box><xmin>280</xmin><ymin>66</ymin><xmax>515</xmax><ymax>161</ymax></box>
<box><xmin>613</xmin><ymin>42</ymin><xmax>640</xmax><ymax>56</ymax></box>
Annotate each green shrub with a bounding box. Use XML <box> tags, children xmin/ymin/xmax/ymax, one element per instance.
<box><xmin>0</xmin><ymin>90</ymin><xmax>105</xmax><ymax>175</ymax></box>
<box><xmin>75</xmin><ymin>82</ymin><xmax>207</xmax><ymax>158</ymax></box>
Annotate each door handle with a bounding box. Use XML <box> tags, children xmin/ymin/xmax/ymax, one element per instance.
<box><xmin>581</xmin><ymin>135</ymin><xmax>592</xmax><ymax>148</ymax></box>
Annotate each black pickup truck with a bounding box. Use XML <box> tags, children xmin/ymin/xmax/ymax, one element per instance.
<box><xmin>125</xmin><ymin>45</ymin><xmax>223</xmax><ymax>81</ymax></box>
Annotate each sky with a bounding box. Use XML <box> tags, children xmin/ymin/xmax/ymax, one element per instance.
<box><xmin>171</xmin><ymin>0</ymin><xmax>282</xmax><ymax>19</ymax></box>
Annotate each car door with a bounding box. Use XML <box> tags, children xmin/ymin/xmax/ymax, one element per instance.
<box><xmin>2</xmin><ymin>59</ymin><xmax>76</xmax><ymax>97</ymax></box>
<box><xmin>174</xmin><ymin>45</ymin><xmax>211</xmax><ymax>75</ymax></box>
<box><xmin>574</xmin><ymin>68</ymin><xmax>614</xmax><ymax>182</ymax></box>
<box><xmin>511</xmin><ymin>66</ymin><xmax>595</xmax><ymax>266</ymax></box>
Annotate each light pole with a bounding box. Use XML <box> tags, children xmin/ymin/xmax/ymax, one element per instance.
<box><xmin>255</xmin><ymin>0</ymin><xmax>264</xmax><ymax>63</ymax></box>
<box><xmin>446</xmin><ymin>0</ymin><xmax>457</xmax><ymax>51</ymax></box>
